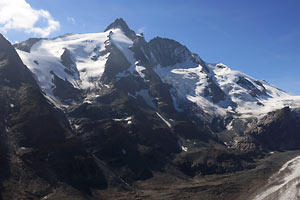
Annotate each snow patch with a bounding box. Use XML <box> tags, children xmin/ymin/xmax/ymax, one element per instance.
<box><xmin>226</xmin><ymin>120</ymin><xmax>233</xmax><ymax>130</ymax></box>
<box><xmin>178</xmin><ymin>140</ymin><xmax>188</xmax><ymax>152</ymax></box>
<box><xmin>156</xmin><ymin>112</ymin><xmax>171</xmax><ymax>128</ymax></box>
<box><xmin>113</xmin><ymin>116</ymin><xmax>133</xmax><ymax>123</ymax></box>
<box><xmin>74</xmin><ymin>124</ymin><xmax>80</xmax><ymax>130</ymax></box>
<box><xmin>135</xmin><ymin>65</ymin><xmax>146</xmax><ymax>79</ymax></box>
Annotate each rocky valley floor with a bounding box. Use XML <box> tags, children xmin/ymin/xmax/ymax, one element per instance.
<box><xmin>100</xmin><ymin>151</ymin><xmax>300</xmax><ymax>200</ymax></box>
<box><xmin>10</xmin><ymin>150</ymin><xmax>297</xmax><ymax>200</ymax></box>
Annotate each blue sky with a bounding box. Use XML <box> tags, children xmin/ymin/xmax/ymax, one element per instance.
<box><xmin>1</xmin><ymin>0</ymin><xmax>300</xmax><ymax>94</ymax></box>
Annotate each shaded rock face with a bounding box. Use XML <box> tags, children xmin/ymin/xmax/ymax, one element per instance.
<box><xmin>105</xmin><ymin>18</ymin><xmax>137</xmax><ymax>40</ymax></box>
<box><xmin>100</xmin><ymin>33</ymin><xmax>177</xmax><ymax>115</ymax></box>
<box><xmin>247</xmin><ymin>107</ymin><xmax>300</xmax><ymax>151</ymax></box>
<box><xmin>51</xmin><ymin>72</ymin><xmax>82</xmax><ymax>104</ymax></box>
<box><xmin>131</xmin><ymin>35</ymin><xmax>156</xmax><ymax>67</ymax></box>
<box><xmin>13</xmin><ymin>38</ymin><xmax>42</xmax><ymax>53</ymax></box>
<box><xmin>237</xmin><ymin>76</ymin><xmax>267</xmax><ymax>97</ymax></box>
<box><xmin>204</xmin><ymin>77</ymin><xmax>226</xmax><ymax>103</ymax></box>
<box><xmin>60</xmin><ymin>48</ymin><xmax>79</xmax><ymax>76</ymax></box>
<box><xmin>174</xmin><ymin>147</ymin><xmax>255</xmax><ymax>176</ymax></box>
<box><xmin>101</xmin><ymin>43</ymin><xmax>132</xmax><ymax>83</ymax></box>
<box><xmin>0</xmin><ymin>34</ymin><xmax>68</xmax><ymax>148</ymax></box>
<box><xmin>0</xmin><ymin>35</ymin><xmax>37</xmax><ymax>88</ymax></box>
<box><xmin>149</xmin><ymin>37</ymin><xmax>202</xmax><ymax>67</ymax></box>
<box><xmin>219</xmin><ymin>107</ymin><xmax>300</xmax><ymax>154</ymax></box>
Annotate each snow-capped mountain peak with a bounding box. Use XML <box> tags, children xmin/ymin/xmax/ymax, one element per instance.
<box><xmin>14</xmin><ymin>18</ymin><xmax>300</xmax><ymax>119</ymax></box>
<box><xmin>15</xmin><ymin>25</ymin><xmax>139</xmax><ymax>104</ymax></box>
<box><xmin>105</xmin><ymin>18</ymin><xmax>137</xmax><ymax>40</ymax></box>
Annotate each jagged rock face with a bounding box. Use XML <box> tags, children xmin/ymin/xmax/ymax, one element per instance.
<box><xmin>0</xmin><ymin>35</ymin><xmax>37</xmax><ymax>87</ymax></box>
<box><xmin>203</xmin><ymin>77</ymin><xmax>226</xmax><ymax>103</ymax></box>
<box><xmin>0</xmin><ymin>34</ymin><xmax>69</xmax><ymax>148</ymax></box>
<box><xmin>236</xmin><ymin>76</ymin><xmax>267</xmax><ymax>98</ymax></box>
<box><xmin>51</xmin><ymin>72</ymin><xmax>82</xmax><ymax>103</ymax></box>
<box><xmin>60</xmin><ymin>48</ymin><xmax>79</xmax><ymax>76</ymax></box>
<box><xmin>100</xmin><ymin>42</ymin><xmax>132</xmax><ymax>83</ymax></box>
<box><xmin>131</xmin><ymin>35</ymin><xmax>156</xmax><ymax>67</ymax></box>
<box><xmin>219</xmin><ymin>107</ymin><xmax>300</xmax><ymax>153</ymax></box>
<box><xmin>13</xmin><ymin>38</ymin><xmax>42</xmax><ymax>53</ymax></box>
<box><xmin>246</xmin><ymin>107</ymin><xmax>300</xmax><ymax>150</ymax></box>
<box><xmin>1</xmin><ymin>35</ymin><xmax>68</xmax><ymax>145</ymax></box>
<box><xmin>105</xmin><ymin>18</ymin><xmax>137</xmax><ymax>40</ymax></box>
<box><xmin>149</xmin><ymin>37</ymin><xmax>202</xmax><ymax>67</ymax></box>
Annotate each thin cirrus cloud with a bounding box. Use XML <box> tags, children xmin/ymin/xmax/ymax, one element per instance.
<box><xmin>0</xmin><ymin>0</ymin><xmax>60</xmax><ymax>37</ymax></box>
<box><xmin>67</xmin><ymin>17</ymin><xmax>76</xmax><ymax>25</ymax></box>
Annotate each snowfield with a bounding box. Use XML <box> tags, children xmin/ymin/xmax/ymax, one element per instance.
<box><xmin>155</xmin><ymin>62</ymin><xmax>300</xmax><ymax>118</ymax></box>
<box><xmin>17</xmin><ymin>28</ymin><xmax>148</xmax><ymax>105</ymax></box>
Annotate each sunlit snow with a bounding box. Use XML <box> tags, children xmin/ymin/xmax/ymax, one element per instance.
<box><xmin>155</xmin><ymin>62</ymin><xmax>300</xmax><ymax>118</ymax></box>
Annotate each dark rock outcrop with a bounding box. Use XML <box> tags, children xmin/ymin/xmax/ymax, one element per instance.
<box><xmin>247</xmin><ymin>107</ymin><xmax>300</xmax><ymax>150</ymax></box>
<box><xmin>149</xmin><ymin>37</ymin><xmax>204</xmax><ymax>67</ymax></box>
<box><xmin>60</xmin><ymin>48</ymin><xmax>79</xmax><ymax>76</ymax></box>
<box><xmin>105</xmin><ymin>18</ymin><xmax>137</xmax><ymax>40</ymax></box>
<box><xmin>13</xmin><ymin>38</ymin><xmax>42</xmax><ymax>53</ymax></box>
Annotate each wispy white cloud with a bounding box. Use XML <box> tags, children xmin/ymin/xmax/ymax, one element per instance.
<box><xmin>0</xmin><ymin>0</ymin><xmax>60</xmax><ymax>37</ymax></box>
<box><xmin>138</xmin><ymin>26</ymin><xmax>147</xmax><ymax>34</ymax></box>
<box><xmin>67</xmin><ymin>17</ymin><xmax>76</xmax><ymax>25</ymax></box>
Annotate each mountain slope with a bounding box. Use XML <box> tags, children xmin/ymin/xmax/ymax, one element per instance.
<box><xmin>0</xmin><ymin>33</ymin><xmax>71</xmax><ymax>199</ymax></box>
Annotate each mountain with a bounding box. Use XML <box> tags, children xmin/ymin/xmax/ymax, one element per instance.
<box><xmin>15</xmin><ymin>19</ymin><xmax>300</xmax><ymax>118</ymax></box>
<box><xmin>15</xmin><ymin>18</ymin><xmax>300</xmax><ymax>148</ymax></box>
<box><xmin>0</xmin><ymin>18</ymin><xmax>299</xmax><ymax>199</ymax></box>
